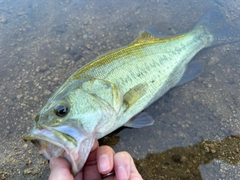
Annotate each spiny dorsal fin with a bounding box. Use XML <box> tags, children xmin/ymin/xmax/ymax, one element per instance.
<box><xmin>133</xmin><ymin>30</ymin><xmax>157</xmax><ymax>43</ymax></box>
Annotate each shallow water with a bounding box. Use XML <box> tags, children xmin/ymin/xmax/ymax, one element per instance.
<box><xmin>0</xmin><ymin>0</ymin><xmax>240</xmax><ymax>179</ymax></box>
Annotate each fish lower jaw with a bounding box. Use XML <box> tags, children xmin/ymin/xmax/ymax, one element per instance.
<box><xmin>35</xmin><ymin>136</ymin><xmax>95</xmax><ymax>176</ymax></box>
<box><xmin>37</xmin><ymin>139</ymin><xmax>82</xmax><ymax>175</ymax></box>
<box><xmin>38</xmin><ymin>140</ymin><xmax>65</xmax><ymax>159</ymax></box>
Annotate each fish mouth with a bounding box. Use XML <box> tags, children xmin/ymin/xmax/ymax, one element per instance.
<box><xmin>23</xmin><ymin>126</ymin><xmax>76</xmax><ymax>158</ymax></box>
<box><xmin>23</xmin><ymin>125</ymin><xmax>95</xmax><ymax>175</ymax></box>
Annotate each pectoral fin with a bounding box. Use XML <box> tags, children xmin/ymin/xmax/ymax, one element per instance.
<box><xmin>124</xmin><ymin>112</ymin><xmax>155</xmax><ymax>128</ymax></box>
<box><xmin>82</xmin><ymin>79</ymin><xmax>122</xmax><ymax>112</ymax></box>
<box><xmin>123</xmin><ymin>83</ymin><xmax>148</xmax><ymax>111</ymax></box>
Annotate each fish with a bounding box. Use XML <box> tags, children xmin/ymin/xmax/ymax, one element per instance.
<box><xmin>23</xmin><ymin>7</ymin><xmax>239</xmax><ymax>175</ymax></box>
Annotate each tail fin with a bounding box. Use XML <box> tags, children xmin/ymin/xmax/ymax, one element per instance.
<box><xmin>195</xmin><ymin>6</ymin><xmax>240</xmax><ymax>47</ymax></box>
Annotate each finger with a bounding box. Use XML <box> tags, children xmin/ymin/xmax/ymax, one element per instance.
<box><xmin>114</xmin><ymin>152</ymin><xmax>143</xmax><ymax>180</ymax></box>
<box><xmin>81</xmin><ymin>140</ymin><xmax>102</xmax><ymax>180</ymax></box>
<box><xmin>96</xmin><ymin>145</ymin><xmax>115</xmax><ymax>174</ymax></box>
<box><xmin>49</xmin><ymin>157</ymin><xmax>74</xmax><ymax>180</ymax></box>
<box><xmin>85</xmin><ymin>139</ymin><xmax>99</xmax><ymax>164</ymax></box>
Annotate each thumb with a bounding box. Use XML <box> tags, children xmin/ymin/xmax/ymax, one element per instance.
<box><xmin>49</xmin><ymin>157</ymin><xmax>74</xmax><ymax>180</ymax></box>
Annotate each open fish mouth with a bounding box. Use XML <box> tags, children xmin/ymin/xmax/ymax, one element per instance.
<box><xmin>23</xmin><ymin>126</ymin><xmax>77</xmax><ymax>159</ymax></box>
<box><xmin>30</xmin><ymin>139</ymin><xmax>65</xmax><ymax>159</ymax></box>
<box><xmin>23</xmin><ymin>125</ymin><xmax>95</xmax><ymax>175</ymax></box>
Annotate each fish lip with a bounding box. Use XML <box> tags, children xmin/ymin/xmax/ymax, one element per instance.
<box><xmin>23</xmin><ymin>126</ymin><xmax>71</xmax><ymax>159</ymax></box>
<box><xmin>23</xmin><ymin>126</ymin><xmax>67</xmax><ymax>149</ymax></box>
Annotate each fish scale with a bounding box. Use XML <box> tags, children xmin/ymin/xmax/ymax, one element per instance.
<box><xmin>90</xmin><ymin>28</ymin><xmax>211</xmax><ymax>136</ymax></box>
<box><xmin>88</xmin><ymin>29</ymin><xmax>206</xmax><ymax>94</ymax></box>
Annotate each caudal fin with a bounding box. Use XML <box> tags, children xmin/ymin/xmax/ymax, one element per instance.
<box><xmin>195</xmin><ymin>6</ymin><xmax>240</xmax><ymax>47</ymax></box>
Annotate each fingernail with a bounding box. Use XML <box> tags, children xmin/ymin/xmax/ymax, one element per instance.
<box><xmin>99</xmin><ymin>154</ymin><xmax>110</xmax><ymax>172</ymax></box>
<box><xmin>117</xmin><ymin>165</ymin><xmax>128</xmax><ymax>180</ymax></box>
<box><xmin>50</xmin><ymin>158</ymin><xmax>55</xmax><ymax>169</ymax></box>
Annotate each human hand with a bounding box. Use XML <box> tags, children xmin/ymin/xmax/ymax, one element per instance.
<box><xmin>49</xmin><ymin>140</ymin><xmax>143</xmax><ymax>180</ymax></box>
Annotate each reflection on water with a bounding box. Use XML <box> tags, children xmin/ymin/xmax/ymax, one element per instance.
<box><xmin>0</xmin><ymin>0</ymin><xmax>240</xmax><ymax>179</ymax></box>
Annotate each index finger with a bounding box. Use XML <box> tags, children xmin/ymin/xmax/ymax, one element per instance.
<box><xmin>49</xmin><ymin>157</ymin><xmax>74</xmax><ymax>180</ymax></box>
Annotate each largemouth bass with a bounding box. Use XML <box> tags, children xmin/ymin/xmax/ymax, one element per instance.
<box><xmin>23</xmin><ymin>7</ymin><xmax>239</xmax><ymax>175</ymax></box>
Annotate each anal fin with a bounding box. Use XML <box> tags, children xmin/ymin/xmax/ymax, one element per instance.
<box><xmin>176</xmin><ymin>61</ymin><xmax>203</xmax><ymax>86</ymax></box>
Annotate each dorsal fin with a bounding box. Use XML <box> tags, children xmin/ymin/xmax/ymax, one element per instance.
<box><xmin>133</xmin><ymin>30</ymin><xmax>157</xmax><ymax>43</ymax></box>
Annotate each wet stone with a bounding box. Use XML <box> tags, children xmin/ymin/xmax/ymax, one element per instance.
<box><xmin>172</xmin><ymin>154</ymin><xmax>182</xmax><ymax>163</ymax></box>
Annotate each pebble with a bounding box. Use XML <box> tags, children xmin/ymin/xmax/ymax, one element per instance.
<box><xmin>44</xmin><ymin>89</ymin><xmax>51</xmax><ymax>96</ymax></box>
<box><xmin>36</xmin><ymin>65</ymin><xmax>48</xmax><ymax>72</ymax></box>
<box><xmin>83</xmin><ymin>34</ymin><xmax>88</xmax><ymax>39</ymax></box>
<box><xmin>0</xmin><ymin>15</ymin><xmax>7</xmax><ymax>24</ymax></box>
<box><xmin>23</xmin><ymin>168</ymin><xmax>32</xmax><ymax>175</ymax></box>
<box><xmin>53</xmin><ymin>77</ymin><xmax>59</xmax><ymax>82</ymax></box>
<box><xmin>0</xmin><ymin>85</ymin><xmax>6</xmax><ymax>90</ymax></box>
<box><xmin>23</xmin><ymin>144</ymin><xmax>28</xmax><ymax>149</ymax></box>
<box><xmin>5</xmin><ymin>99</ymin><xmax>13</xmax><ymax>106</ymax></box>
<box><xmin>17</xmin><ymin>94</ymin><xmax>22</xmax><ymax>99</ymax></box>
<box><xmin>208</xmin><ymin>56</ymin><xmax>219</xmax><ymax>65</ymax></box>
<box><xmin>33</xmin><ymin>96</ymin><xmax>39</xmax><ymax>102</ymax></box>
<box><xmin>193</xmin><ymin>95</ymin><xmax>198</xmax><ymax>101</ymax></box>
<box><xmin>28</xmin><ymin>150</ymin><xmax>32</xmax><ymax>155</ymax></box>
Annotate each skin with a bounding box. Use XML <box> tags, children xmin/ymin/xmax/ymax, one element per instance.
<box><xmin>49</xmin><ymin>140</ymin><xmax>143</xmax><ymax>180</ymax></box>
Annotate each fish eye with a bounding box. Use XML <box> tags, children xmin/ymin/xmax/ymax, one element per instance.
<box><xmin>55</xmin><ymin>105</ymin><xmax>69</xmax><ymax>117</ymax></box>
